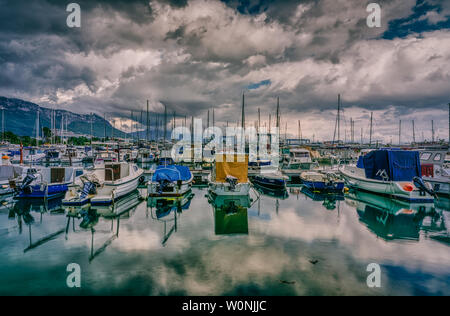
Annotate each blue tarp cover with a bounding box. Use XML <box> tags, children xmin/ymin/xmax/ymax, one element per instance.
<box><xmin>356</xmin><ymin>156</ymin><xmax>365</xmax><ymax>168</ymax></box>
<box><xmin>362</xmin><ymin>149</ymin><xmax>421</xmax><ymax>181</ymax></box>
<box><xmin>152</xmin><ymin>165</ymin><xmax>191</xmax><ymax>182</ymax></box>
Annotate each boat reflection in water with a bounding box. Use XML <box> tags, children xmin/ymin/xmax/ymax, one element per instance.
<box><xmin>300</xmin><ymin>186</ymin><xmax>344</xmax><ymax>210</ymax></box>
<box><xmin>252</xmin><ymin>183</ymin><xmax>288</xmax><ymax>200</ymax></box>
<box><xmin>64</xmin><ymin>190</ymin><xmax>143</xmax><ymax>261</ymax></box>
<box><xmin>346</xmin><ymin>189</ymin><xmax>444</xmax><ymax>242</ymax></box>
<box><xmin>7</xmin><ymin>197</ymin><xmax>66</xmax><ymax>252</ymax></box>
<box><xmin>147</xmin><ymin>191</ymin><xmax>195</xmax><ymax>245</ymax></box>
<box><xmin>207</xmin><ymin>193</ymin><xmax>250</xmax><ymax>235</ymax></box>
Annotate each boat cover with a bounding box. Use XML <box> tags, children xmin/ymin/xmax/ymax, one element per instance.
<box><xmin>363</xmin><ymin>149</ymin><xmax>421</xmax><ymax>181</ymax></box>
<box><xmin>152</xmin><ymin>165</ymin><xmax>191</xmax><ymax>182</ymax></box>
<box><xmin>356</xmin><ymin>156</ymin><xmax>365</xmax><ymax>168</ymax></box>
<box><xmin>215</xmin><ymin>154</ymin><xmax>248</xmax><ymax>183</ymax></box>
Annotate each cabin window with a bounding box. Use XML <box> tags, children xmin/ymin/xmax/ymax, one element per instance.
<box><xmin>420</xmin><ymin>152</ymin><xmax>432</xmax><ymax>161</ymax></box>
<box><xmin>433</xmin><ymin>153</ymin><xmax>441</xmax><ymax>161</ymax></box>
<box><xmin>75</xmin><ymin>170</ymin><xmax>83</xmax><ymax>177</ymax></box>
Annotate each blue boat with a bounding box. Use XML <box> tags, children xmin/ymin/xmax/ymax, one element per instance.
<box><xmin>251</xmin><ymin>172</ymin><xmax>287</xmax><ymax>191</ymax></box>
<box><xmin>16</xmin><ymin>167</ymin><xmax>83</xmax><ymax>199</ymax></box>
<box><xmin>300</xmin><ymin>171</ymin><xmax>344</xmax><ymax>192</ymax></box>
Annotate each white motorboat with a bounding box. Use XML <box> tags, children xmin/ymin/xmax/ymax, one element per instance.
<box><xmin>63</xmin><ymin>162</ymin><xmax>144</xmax><ymax>206</ymax></box>
<box><xmin>281</xmin><ymin>148</ymin><xmax>318</xmax><ymax>178</ymax></box>
<box><xmin>136</xmin><ymin>148</ymin><xmax>155</xmax><ymax>163</ymax></box>
<box><xmin>419</xmin><ymin>150</ymin><xmax>450</xmax><ymax>197</ymax></box>
<box><xmin>208</xmin><ymin>154</ymin><xmax>250</xmax><ymax>196</ymax></box>
<box><xmin>340</xmin><ymin>149</ymin><xmax>435</xmax><ymax>203</ymax></box>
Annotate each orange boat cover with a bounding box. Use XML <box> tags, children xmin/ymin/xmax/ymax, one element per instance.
<box><xmin>215</xmin><ymin>154</ymin><xmax>248</xmax><ymax>183</ymax></box>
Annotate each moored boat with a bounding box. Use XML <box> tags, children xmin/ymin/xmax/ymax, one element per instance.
<box><xmin>419</xmin><ymin>150</ymin><xmax>450</xmax><ymax>197</ymax></box>
<box><xmin>300</xmin><ymin>170</ymin><xmax>344</xmax><ymax>192</ymax></box>
<box><xmin>148</xmin><ymin>164</ymin><xmax>193</xmax><ymax>197</ymax></box>
<box><xmin>251</xmin><ymin>171</ymin><xmax>287</xmax><ymax>191</ymax></box>
<box><xmin>208</xmin><ymin>154</ymin><xmax>250</xmax><ymax>196</ymax></box>
<box><xmin>16</xmin><ymin>166</ymin><xmax>83</xmax><ymax>199</ymax></box>
<box><xmin>340</xmin><ymin>149</ymin><xmax>435</xmax><ymax>203</ymax></box>
<box><xmin>63</xmin><ymin>162</ymin><xmax>144</xmax><ymax>206</ymax></box>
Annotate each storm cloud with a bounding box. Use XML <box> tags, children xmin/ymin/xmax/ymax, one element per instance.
<box><xmin>0</xmin><ymin>0</ymin><xmax>449</xmax><ymax>142</ymax></box>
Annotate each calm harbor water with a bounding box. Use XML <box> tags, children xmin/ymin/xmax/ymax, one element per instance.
<box><xmin>0</xmin><ymin>185</ymin><xmax>449</xmax><ymax>296</ymax></box>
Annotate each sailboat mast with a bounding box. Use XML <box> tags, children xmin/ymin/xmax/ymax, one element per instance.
<box><xmin>241</xmin><ymin>94</ymin><xmax>245</xmax><ymax>129</ymax></box>
<box><xmin>163</xmin><ymin>105</ymin><xmax>167</xmax><ymax>148</ymax></box>
<box><xmin>431</xmin><ymin>120</ymin><xmax>435</xmax><ymax>143</ymax></box>
<box><xmin>146</xmin><ymin>100</ymin><xmax>149</xmax><ymax>143</ymax></box>
<box><xmin>337</xmin><ymin>94</ymin><xmax>341</xmax><ymax>143</ymax></box>
<box><xmin>369</xmin><ymin>112</ymin><xmax>373</xmax><ymax>147</ymax></box>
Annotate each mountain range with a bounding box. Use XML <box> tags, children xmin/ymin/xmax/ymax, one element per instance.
<box><xmin>0</xmin><ymin>96</ymin><xmax>128</xmax><ymax>138</ymax></box>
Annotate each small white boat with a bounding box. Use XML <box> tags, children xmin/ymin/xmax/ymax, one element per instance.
<box><xmin>136</xmin><ymin>148</ymin><xmax>155</xmax><ymax>163</ymax></box>
<box><xmin>208</xmin><ymin>154</ymin><xmax>250</xmax><ymax>196</ymax></box>
<box><xmin>340</xmin><ymin>149</ymin><xmax>434</xmax><ymax>203</ymax></box>
<box><xmin>63</xmin><ymin>162</ymin><xmax>144</xmax><ymax>206</ymax></box>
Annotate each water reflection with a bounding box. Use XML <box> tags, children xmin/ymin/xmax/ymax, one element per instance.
<box><xmin>147</xmin><ymin>192</ymin><xmax>195</xmax><ymax>245</ymax></box>
<box><xmin>207</xmin><ymin>194</ymin><xmax>250</xmax><ymax>235</ymax></box>
<box><xmin>0</xmin><ymin>183</ymin><xmax>449</xmax><ymax>295</ymax></box>
<box><xmin>64</xmin><ymin>190</ymin><xmax>143</xmax><ymax>261</ymax></box>
<box><xmin>300</xmin><ymin>186</ymin><xmax>344</xmax><ymax>211</ymax></box>
<box><xmin>6</xmin><ymin>197</ymin><xmax>66</xmax><ymax>252</ymax></box>
<box><xmin>345</xmin><ymin>189</ymin><xmax>445</xmax><ymax>242</ymax></box>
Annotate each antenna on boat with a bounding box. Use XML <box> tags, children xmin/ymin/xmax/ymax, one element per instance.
<box><xmin>369</xmin><ymin>112</ymin><xmax>373</xmax><ymax>147</ymax></box>
<box><xmin>398</xmin><ymin>120</ymin><xmax>401</xmax><ymax>146</ymax></box>
<box><xmin>412</xmin><ymin>120</ymin><xmax>416</xmax><ymax>144</ymax></box>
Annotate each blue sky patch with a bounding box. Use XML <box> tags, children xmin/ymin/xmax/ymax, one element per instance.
<box><xmin>247</xmin><ymin>79</ymin><xmax>271</xmax><ymax>90</ymax></box>
<box><xmin>383</xmin><ymin>0</ymin><xmax>450</xmax><ymax>39</ymax></box>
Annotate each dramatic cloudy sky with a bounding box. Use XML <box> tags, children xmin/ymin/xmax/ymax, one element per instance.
<box><xmin>1</xmin><ymin>0</ymin><xmax>450</xmax><ymax>142</ymax></box>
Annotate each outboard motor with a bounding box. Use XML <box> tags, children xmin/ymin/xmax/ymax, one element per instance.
<box><xmin>80</xmin><ymin>181</ymin><xmax>96</xmax><ymax>200</ymax></box>
<box><xmin>413</xmin><ymin>176</ymin><xmax>436</xmax><ymax>197</ymax></box>
<box><xmin>19</xmin><ymin>173</ymin><xmax>36</xmax><ymax>195</ymax></box>
<box><xmin>225</xmin><ymin>175</ymin><xmax>238</xmax><ymax>191</ymax></box>
<box><xmin>157</xmin><ymin>179</ymin><xmax>172</xmax><ymax>194</ymax></box>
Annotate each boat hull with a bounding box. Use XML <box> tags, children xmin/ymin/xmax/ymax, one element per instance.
<box><xmin>340</xmin><ymin>166</ymin><xmax>434</xmax><ymax>203</ymax></box>
<box><xmin>251</xmin><ymin>176</ymin><xmax>286</xmax><ymax>190</ymax></box>
<box><xmin>208</xmin><ymin>182</ymin><xmax>251</xmax><ymax>196</ymax></box>
<box><xmin>302</xmin><ymin>180</ymin><xmax>344</xmax><ymax>192</ymax></box>
<box><xmin>16</xmin><ymin>184</ymin><xmax>68</xmax><ymax>199</ymax></box>
<box><xmin>90</xmin><ymin>175</ymin><xmax>142</xmax><ymax>205</ymax></box>
<box><xmin>148</xmin><ymin>178</ymin><xmax>193</xmax><ymax>197</ymax></box>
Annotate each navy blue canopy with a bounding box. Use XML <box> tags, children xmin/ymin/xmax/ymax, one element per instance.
<box><xmin>152</xmin><ymin>165</ymin><xmax>192</xmax><ymax>182</ymax></box>
<box><xmin>362</xmin><ymin>149</ymin><xmax>421</xmax><ymax>181</ymax></box>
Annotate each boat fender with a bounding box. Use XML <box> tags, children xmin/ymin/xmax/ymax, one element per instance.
<box><xmin>138</xmin><ymin>176</ymin><xmax>145</xmax><ymax>184</ymax></box>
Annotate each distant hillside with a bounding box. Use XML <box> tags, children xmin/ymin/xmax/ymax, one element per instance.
<box><xmin>0</xmin><ymin>96</ymin><xmax>127</xmax><ymax>138</ymax></box>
